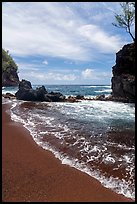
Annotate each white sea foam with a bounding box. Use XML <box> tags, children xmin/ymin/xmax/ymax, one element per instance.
<box><xmin>38</xmin><ymin>140</ymin><xmax>135</xmax><ymax>200</ymax></box>
<box><xmin>102</xmin><ymin>154</ymin><xmax>115</xmax><ymax>164</ymax></box>
<box><xmin>11</xmin><ymin>122</ymin><xmax>135</xmax><ymax>199</ymax></box>
<box><xmin>55</xmin><ymin>101</ymin><xmax>135</xmax><ymax>125</ymax></box>
<box><xmin>80</xmin><ymin>85</ymin><xmax>111</xmax><ymax>88</ymax></box>
<box><xmin>9</xmin><ymin>99</ymin><xmax>135</xmax><ymax>200</ymax></box>
<box><xmin>2</xmin><ymin>87</ymin><xmax>18</xmax><ymax>95</ymax></box>
<box><xmin>123</xmin><ymin>155</ymin><xmax>133</xmax><ymax>163</ymax></box>
<box><xmin>2</xmin><ymin>98</ymin><xmax>13</xmax><ymax>105</ymax></box>
<box><xmin>95</xmin><ymin>89</ymin><xmax>112</xmax><ymax>93</ymax></box>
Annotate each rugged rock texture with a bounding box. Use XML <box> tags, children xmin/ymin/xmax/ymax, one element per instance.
<box><xmin>15</xmin><ymin>79</ymin><xmax>66</xmax><ymax>102</ymax></box>
<box><xmin>2</xmin><ymin>68</ymin><xmax>19</xmax><ymax>87</ymax></box>
<box><xmin>2</xmin><ymin>49</ymin><xmax>19</xmax><ymax>87</ymax></box>
<box><xmin>111</xmin><ymin>42</ymin><xmax>135</xmax><ymax>102</ymax></box>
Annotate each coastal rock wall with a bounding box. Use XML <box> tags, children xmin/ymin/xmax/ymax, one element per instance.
<box><xmin>2</xmin><ymin>67</ymin><xmax>19</xmax><ymax>87</ymax></box>
<box><xmin>111</xmin><ymin>43</ymin><xmax>135</xmax><ymax>102</ymax></box>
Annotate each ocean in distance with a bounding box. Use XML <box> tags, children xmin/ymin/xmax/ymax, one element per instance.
<box><xmin>2</xmin><ymin>84</ymin><xmax>135</xmax><ymax>200</ymax></box>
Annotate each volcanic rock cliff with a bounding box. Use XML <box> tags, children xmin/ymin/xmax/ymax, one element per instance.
<box><xmin>111</xmin><ymin>42</ymin><xmax>135</xmax><ymax>102</ymax></box>
<box><xmin>2</xmin><ymin>49</ymin><xmax>19</xmax><ymax>87</ymax></box>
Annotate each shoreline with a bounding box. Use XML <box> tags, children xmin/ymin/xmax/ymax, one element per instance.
<box><xmin>2</xmin><ymin>103</ymin><xmax>134</xmax><ymax>202</ymax></box>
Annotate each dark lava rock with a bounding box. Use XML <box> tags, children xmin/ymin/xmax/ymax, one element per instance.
<box><xmin>111</xmin><ymin>42</ymin><xmax>135</xmax><ymax>102</ymax></box>
<box><xmin>15</xmin><ymin>79</ymin><xmax>65</xmax><ymax>102</ymax></box>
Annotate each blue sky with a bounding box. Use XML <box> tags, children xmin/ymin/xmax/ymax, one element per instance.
<box><xmin>2</xmin><ymin>2</ymin><xmax>135</xmax><ymax>85</ymax></box>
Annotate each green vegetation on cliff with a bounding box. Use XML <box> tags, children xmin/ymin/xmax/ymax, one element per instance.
<box><xmin>2</xmin><ymin>49</ymin><xmax>19</xmax><ymax>86</ymax></box>
<box><xmin>2</xmin><ymin>49</ymin><xmax>18</xmax><ymax>72</ymax></box>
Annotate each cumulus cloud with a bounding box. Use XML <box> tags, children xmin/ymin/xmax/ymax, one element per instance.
<box><xmin>19</xmin><ymin>70</ymin><xmax>77</xmax><ymax>84</ymax></box>
<box><xmin>18</xmin><ymin>62</ymin><xmax>112</xmax><ymax>84</ymax></box>
<box><xmin>81</xmin><ymin>68</ymin><xmax>112</xmax><ymax>81</ymax></box>
<box><xmin>43</xmin><ymin>60</ymin><xmax>48</xmax><ymax>65</ymax></box>
<box><xmin>81</xmin><ymin>69</ymin><xmax>94</xmax><ymax>79</ymax></box>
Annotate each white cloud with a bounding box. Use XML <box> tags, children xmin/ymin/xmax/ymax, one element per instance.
<box><xmin>45</xmin><ymin>72</ymin><xmax>77</xmax><ymax>81</ymax></box>
<box><xmin>81</xmin><ymin>68</ymin><xmax>112</xmax><ymax>81</ymax></box>
<box><xmin>81</xmin><ymin>69</ymin><xmax>94</xmax><ymax>79</ymax></box>
<box><xmin>19</xmin><ymin>70</ymin><xmax>77</xmax><ymax>84</ymax></box>
<box><xmin>17</xmin><ymin>62</ymin><xmax>40</xmax><ymax>71</ymax></box>
<box><xmin>78</xmin><ymin>24</ymin><xmax>123</xmax><ymax>53</ymax></box>
<box><xmin>2</xmin><ymin>2</ymin><xmax>89</xmax><ymax>61</ymax></box>
<box><xmin>18</xmin><ymin>62</ymin><xmax>112</xmax><ymax>84</ymax></box>
<box><xmin>43</xmin><ymin>60</ymin><xmax>48</xmax><ymax>65</ymax></box>
<box><xmin>2</xmin><ymin>2</ymin><xmax>126</xmax><ymax>62</ymax></box>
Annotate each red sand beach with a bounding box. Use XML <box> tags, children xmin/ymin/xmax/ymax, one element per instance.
<box><xmin>2</xmin><ymin>104</ymin><xmax>134</xmax><ymax>202</ymax></box>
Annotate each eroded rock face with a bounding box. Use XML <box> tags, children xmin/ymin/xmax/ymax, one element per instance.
<box><xmin>18</xmin><ymin>79</ymin><xmax>32</xmax><ymax>90</ymax></box>
<box><xmin>111</xmin><ymin>75</ymin><xmax>135</xmax><ymax>99</ymax></box>
<box><xmin>2</xmin><ymin>67</ymin><xmax>19</xmax><ymax>87</ymax></box>
<box><xmin>111</xmin><ymin>43</ymin><xmax>135</xmax><ymax>102</ymax></box>
<box><xmin>15</xmin><ymin>79</ymin><xmax>65</xmax><ymax>102</ymax></box>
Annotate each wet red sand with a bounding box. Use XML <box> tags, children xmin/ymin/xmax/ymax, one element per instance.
<box><xmin>2</xmin><ymin>104</ymin><xmax>134</xmax><ymax>202</ymax></box>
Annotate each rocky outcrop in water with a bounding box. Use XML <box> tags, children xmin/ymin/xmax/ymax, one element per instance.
<box><xmin>2</xmin><ymin>49</ymin><xmax>19</xmax><ymax>87</ymax></box>
<box><xmin>15</xmin><ymin>79</ymin><xmax>66</xmax><ymax>102</ymax></box>
<box><xmin>111</xmin><ymin>43</ymin><xmax>135</xmax><ymax>102</ymax></box>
